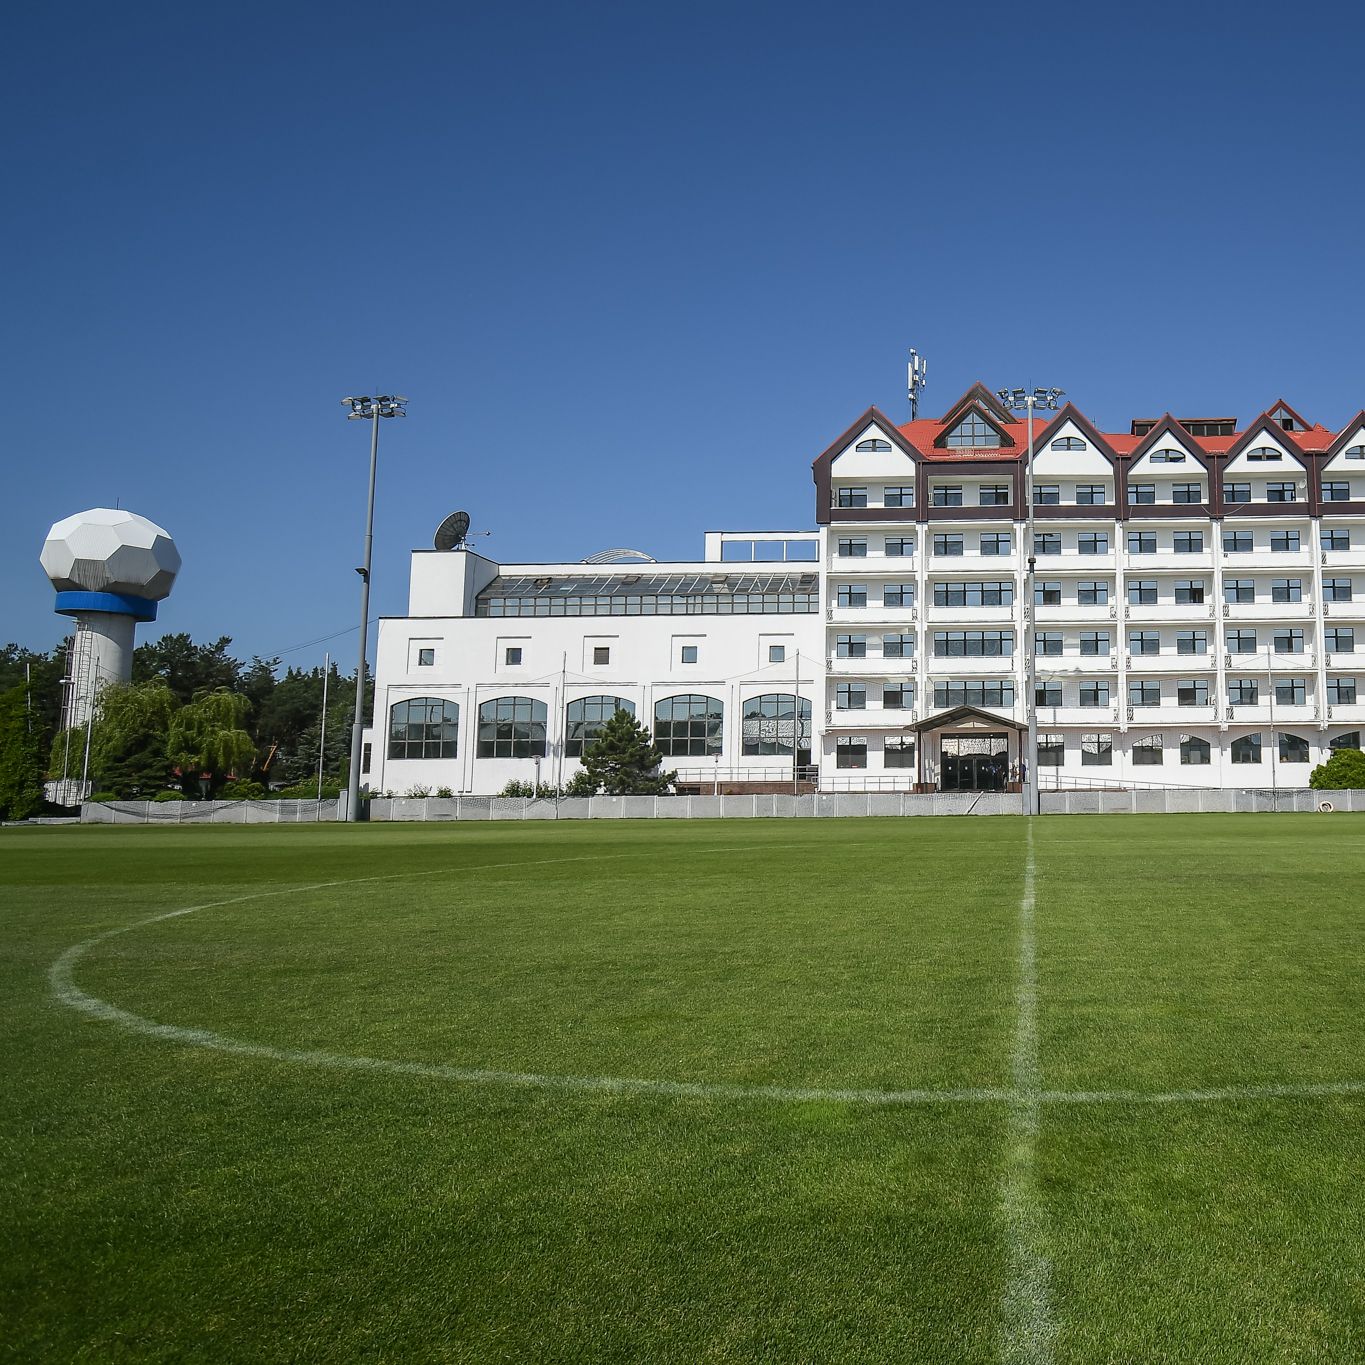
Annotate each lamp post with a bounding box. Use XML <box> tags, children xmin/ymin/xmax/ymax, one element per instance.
<box><xmin>997</xmin><ymin>386</ymin><xmax>1065</xmax><ymax>816</ymax></box>
<box><xmin>342</xmin><ymin>394</ymin><xmax>407</xmax><ymax>822</ymax></box>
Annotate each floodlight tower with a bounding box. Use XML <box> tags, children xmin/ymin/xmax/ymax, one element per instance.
<box><xmin>997</xmin><ymin>386</ymin><xmax>1065</xmax><ymax>816</ymax></box>
<box><xmin>341</xmin><ymin>393</ymin><xmax>407</xmax><ymax>822</ymax></box>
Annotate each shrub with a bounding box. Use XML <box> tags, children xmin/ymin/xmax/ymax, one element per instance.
<box><xmin>273</xmin><ymin>782</ymin><xmax>342</xmax><ymax>800</ymax></box>
<box><xmin>152</xmin><ymin>790</ymin><xmax>184</xmax><ymax>802</ymax></box>
<box><xmin>435</xmin><ymin>786</ymin><xmax>454</xmax><ymax>798</ymax></box>
<box><xmin>563</xmin><ymin>770</ymin><xmax>599</xmax><ymax>798</ymax></box>
<box><xmin>499</xmin><ymin>780</ymin><xmax>562</xmax><ymax>799</ymax></box>
<box><xmin>1310</xmin><ymin>746</ymin><xmax>1365</xmax><ymax>790</ymax></box>
<box><xmin>404</xmin><ymin>784</ymin><xmax>432</xmax><ymax>798</ymax></box>
<box><xmin>87</xmin><ymin>791</ymin><xmax>120</xmax><ymax>803</ymax></box>
<box><xmin>219</xmin><ymin>779</ymin><xmax>266</xmax><ymax>800</ymax></box>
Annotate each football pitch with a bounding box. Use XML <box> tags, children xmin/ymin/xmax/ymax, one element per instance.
<box><xmin>5</xmin><ymin>814</ymin><xmax>1365</xmax><ymax>1363</ymax></box>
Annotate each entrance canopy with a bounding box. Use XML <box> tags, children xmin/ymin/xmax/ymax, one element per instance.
<box><xmin>912</xmin><ymin>705</ymin><xmax>1025</xmax><ymax>792</ymax></box>
<box><xmin>910</xmin><ymin>704</ymin><xmax>1026</xmax><ymax>735</ymax></box>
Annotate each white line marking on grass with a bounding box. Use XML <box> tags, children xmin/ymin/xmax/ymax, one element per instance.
<box><xmin>998</xmin><ymin>819</ymin><xmax>1057</xmax><ymax>1365</ymax></box>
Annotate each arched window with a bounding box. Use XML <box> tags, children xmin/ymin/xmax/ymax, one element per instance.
<box><xmin>1180</xmin><ymin>734</ymin><xmax>1211</xmax><ymax>765</ymax></box>
<box><xmin>855</xmin><ymin>438</ymin><xmax>892</xmax><ymax>452</ymax></box>
<box><xmin>1149</xmin><ymin>448</ymin><xmax>1187</xmax><ymax>464</ymax></box>
<box><xmin>1345</xmin><ymin>445</ymin><xmax>1365</xmax><ymax>460</ymax></box>
<box><xmin>741</xmin><ymin>693</ymin><xmax>812</xmax><ymax>759</ymax></box>
<box><xmin>1050</xmin><ymin>436</ymin><xmax>1085</xmax><ymax>451</ymax></box>
<box><xmin>565</xmin><ymin>696</ymin><xmax>634</xmax><ymax>757</ymax></box>
<box><xmin>1330</xmin><ymin>731</ymin><xmax>1361</xmax><ymax>751</ymax></box>
<box><xmin>944</xmin><ymin>411</ymin><xmax>1003</xmax><ymax>448</ymax></box>
<box><xmin>388</xmin><ymin>697</ymin><xmax>459</xmax><ymax>760</ymax></box>
<box><xmin>1245</xmin><ymin>446</ymin><xmax>1283</xmax><ymax>462</ymax></box>
<box><xmin>477</xmin><ymin>696</ymin><xmax>547</xmax><ymax>758</ymax></box>
<box><xmin>1279</xmin><ymin>733</ymin><xmax>1310</xmax><ymax>763</ymax></box>
<box><xmin>653</xmin><ymin>694</ymin><xmax>723</xmax><ymax>756</ymax></box>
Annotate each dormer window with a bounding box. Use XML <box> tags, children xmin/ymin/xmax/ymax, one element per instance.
<box><xmin>1050</xmin><ymin>436</ymin><xmax>1084</xmax><ymax>451</ymax></box>
<box><xmin>855</xmin><ymin>438</ymin><xmax>892</xmax><ymax>452</ymax></box>
<box><xmin>1246</xmin><ymin>447</ymin><xmax>1282</xmax><ymax>462</ymax></box>
<box><xmin>944</xmin><ymin>411</ymin><xmax>1004</xmax><ymax>448</ymax></box>
<box><xmin>1150</xmin><ymin>449</ymin><xmax>1187</xmax><ymax>464</ymax></box>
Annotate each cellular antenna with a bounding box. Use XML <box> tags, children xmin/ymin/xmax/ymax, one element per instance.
<box><xmin>907</xmin><ymin>348</ymin><xmax>928</xmax><ymax>421</ymax></box>
<box><xmin>434</xmin><ymin>510</ymin><xmax>471</xmax><ymax>551</ymax></box>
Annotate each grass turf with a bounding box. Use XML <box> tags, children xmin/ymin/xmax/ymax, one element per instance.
<box><xmin>3</xmin><ymin>815</ymin><xmax>1365</xmax><ymax>1361</ymax></box>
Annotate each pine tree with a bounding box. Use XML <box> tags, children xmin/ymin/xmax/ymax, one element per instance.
<box><xmin>580</xmin><ymin>709</ymin><xmax>676</xmax><ymax>795</ymax></box>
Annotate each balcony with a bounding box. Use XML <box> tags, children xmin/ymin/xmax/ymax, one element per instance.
<box><xmin>1223</xmin><ymin>702</ymin><xmax>1319</xmax><ymax>726</ymax></box>
<box><xmin>925</xmin><ymin>604</ymin><xmax>1016</xmax><ymax>625</ymax></box>
<box><xmin>1124</xmin><ymin>652</ymin><xmax>1217</xmax><ymax>674</ymax></box>
<box><xmin>1220</xmin><ymin>599</ymin><xmax>1316</xmax><ymax>620</ymax></box>
<box><xmin>826</xmin><ymin>654</ymin><xmax>918</xmax><ymax>675</ymax></box>
<box><xmin>1033</xmin><ymin>602</ymin><xmax>1118</xmax><ymax>623</ymax></box>
<box><xmin>1119</xmin><ymin>702</ymin><xmax>1218</xmax><ymax>725</ymax></box>
<box><xmin>1124</xmin><ymin>601</ymin><xmax>1215</xmax><ymax>621</ymax></box>
<box><xmin>1224</xmin><ymin>650</ymin><xmax>1316</xmax><ymax>670</ymax></box>
<box><xmin>924</xmin><ymin>654</ymin><xmax>1018</xmax><ymax>676</ymax></box>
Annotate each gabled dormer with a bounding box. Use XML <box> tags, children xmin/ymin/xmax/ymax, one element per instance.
<box><xmin>1127</xmin><ymin>415</ymin><xmax>1210</xmax><ymax>474</ymax></box>
<box><xmin>938</xmin><ymin>383</ymin><xmax>1017</xmax><ymax>431</ymax></box>
<box><xmin>1029</xmin><ymin>404</ymin><xmax>1118</xmax><ymax>477</ymax></box>
<box><xmin>811</xmin><ymin>406</ymin><xmax>919</xmax><ymax>524</ymax></box>
<box><xmin>1265</xmin><ymin>399</ymin><xmax>1312</xmax><ymax>433</ymax></box>
<box><xmin>934</xmin><ymin>401</ymin><xmax>1014</xmax><ymax>451</ymax></box>
<box><xmin>1323</xmin><ymin>413</ymin><xmax>1365</xmax><ymax>473</ymax></box>
<box><xmin>1222</xmin><ymin>417</ymin><xmax>1307</xmax><ymax>474</ymax></box>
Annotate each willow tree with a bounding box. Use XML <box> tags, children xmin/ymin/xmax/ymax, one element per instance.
<box><xmin>49</xmin><ymin>679</ymin><xmax>178</xmax><ymax>798</ymax></box>
<box><xmin>168</xmin><ymin>689</ymin><xmax>256</xmax><ymax>797</ymax></box>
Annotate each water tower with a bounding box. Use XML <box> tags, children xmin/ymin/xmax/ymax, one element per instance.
<box><xmin>40</xmin><ymin>508</ymin><xmax>181</xmax><ymax>730</ymax></box>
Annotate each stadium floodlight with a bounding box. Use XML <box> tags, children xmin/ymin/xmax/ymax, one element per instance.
<box><xmin>997</xmin><ymin>384</ymin><xmax>1066</xmax><ymax>817</ymax></box>
<box><xmin>341</xmin><ymin>391</ymin><xmax>408</xmax><ymax>821</ymax></box>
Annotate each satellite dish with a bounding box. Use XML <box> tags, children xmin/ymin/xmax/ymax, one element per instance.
<box><xmin>434</xmin><ymin>510</ymin><xmax>471</xmax><ymax>551</ymax></box>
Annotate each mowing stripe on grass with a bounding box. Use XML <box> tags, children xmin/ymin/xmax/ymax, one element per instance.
<box><xmin>998</xmin><ymin>819</ymin><xmax>1056</xmax><ymax>1365</ymax></box>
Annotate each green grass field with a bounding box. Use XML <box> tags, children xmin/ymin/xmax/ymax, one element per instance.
<box><xmin>5</xmin><ymin>814</ymin><xmax>1365</xmax><ymax>1363</ymax></box>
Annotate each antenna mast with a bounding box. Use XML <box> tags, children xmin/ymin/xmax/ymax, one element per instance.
<box><xmin>907</xmin><ymin>348</ymin><xmax>928</xmax><ymax>421</ymax></box>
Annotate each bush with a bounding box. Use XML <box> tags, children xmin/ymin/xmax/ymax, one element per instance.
<box><xmin>152</xmin><ymin>790</ymin><xmax>184</xmax><ymax>802</ymax></box>
<box><xmin>563</xmin><ymin>770</ymin><xmax>598</xmax><ymax>798</ymax></box>
<box><xmin>435</xmin><ymin>786</ymin><xmax>454</xmax><ymax>798</ymax></box>
<box><xmin>87</xmin><ymin>791</ymin><xmax>120</xmax><ymax>803</ymax></box>
<box><xmin>1310</xmin><ymin>746</ymin><xmax>1365</xmax><ymax>790</ymax></box>
<box><xmin>499</xmin><ymin>780</ymin><xmax>562</xmax><ymax>798</ymax></box>
<box><xmin>273</xmin><ymin>782</ymin><xmax>342</xmax><ymax>800</ymax></box>
<box><xmin>219</xmin><ymin>779</ymin><xmax>266</xmax><ymax>800</ymax></box>
<box><xmin>404</xmin><ymin>784</ymin><xmax>432</xmax><ymax>798</ymax></box>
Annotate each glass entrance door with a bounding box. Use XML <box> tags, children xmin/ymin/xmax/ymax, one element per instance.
<box><xmin>939</xmin><ymin>735</ymin><xmax>1009</xmax><ymax>792</ymax></box>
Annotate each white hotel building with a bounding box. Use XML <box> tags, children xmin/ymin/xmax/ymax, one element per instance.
<box><xmin>366</xmin><ymin>383</ymin><xmax>1365</xmax><ymax>795</ymax></box>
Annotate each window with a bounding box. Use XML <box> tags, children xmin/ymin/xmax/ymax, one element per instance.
<box><xmin>1328</xmin><ymin>677</ymin><xmax>1358</xmax><ymax>704</ymax></box>
<box><xmin>1275</xmin><ymin>678</ymin><xmax>1307</xmax><ymax>706</ymax></box>
<box><xmin>837</xmin><ymin>585</ymin><xmax>867</xmax><ymax>608</ymax></box>
<box><xmin>416</xmin><ymin>647</ymin><xmax>435</xmax><ymax>667</ymax></box>
<box><xmin>1246</xmin><ymin>447</ymin><xmax>1282</xmax><ymax>462</ymax></box>
<box><xmin>1076</xmin><ymin>484</ymin><xmax>1106</xmax><ymax>505</ymax></box>
<box><xmin>1038</xmin><ymin>733</ymin><xmax>1065</xmax><ymax>766</ymax></box>
<box><xmin>1079</xmin><ymin>680</ymin><xmax>1110</xmax><ymax>707</ymax></box>
<box><xmin>1272</xmin><ymin>627</ymin><xmax>1304</xmax><ymax>654</ymax></box>
<box><xmin>885</xmin><ymin>537</ymin><xmax>915</xmax><ymax>556</ymax></box>
<box><xmin>1036</xmin><ymin>581</ymin><xmax>1062</xmax><ymax>605</ymax></box>
<box><xmin>1127</xmin><ymin>532</ymin><xmax>1157</xmax><ymax>554</ymax></box>
<box><xmin>1326</xmin><ymin>628</ymin><xmax>1356</xmax><ymax>653</ymax></box>
<box><xmin>1279</xmin><ymin>733</ymin><xmax>1310</xmax><ymax>763</ymax></box>
<box><xmin>1231</xmin><ymin>733</ymin><xmax>1262</xmax><ymax>764</ymax></box>
<box><xmin>1227</xmin><ymin>629</ymin><xmax>1258</xmax><ymax>654</ymax></box>
<box><xmin>1036</xmin><ymin>681</ymin><xmax>1062</xmax><ymax>706</ymax></box>
<box><xmin>592</xmin><ymin>646</ymin><xmax>611</xmax><ymax>665</ymax></box>
<box><xmin>1129</xmin><ymin>631</ymin><xmax>1160</xmax><ymax>655</ymax></box>
<box><xmin>1267</xmin><ymin>481</ymin><xmax>1297</xmax><ymax>503</ymax></box>
<box><xmin>1078</xmin><ymin>581</ymin><xmax>1109</xmax><ymax>605</ymax></box>
<box><xmin>476</xmin><ymin>696</ymin><xmax>547</xmax><ymax>759</ymax></box>
<box><xmin>1175</xmin><ymin>579</ymin><xmax>1206</xmax><ymax>604</ymax></box>
<box><xmin>1033</xmin><ymin>533</ymin><xmax>1061</xmax><ymax>555</ymax></box>
<box><xmin>1271</xmin><ymin>580</ymin><xmax>1302</xmax><ymax>604</ymax></box>
<box><xmin>979</xmin><ymin>485</ymin><xmax>1010</xmax><ymax>506</ymax></box>
<box><xmin>1177</xmin><ymin>630</ymin><xmax>1207</xmax><ymax>655</ymax></box>
<box><xmin>362</xmin><ymin>742</ymin><xmax>371</xmax><ymax>774</ymax></box>
<box><xmin>1080</xmin><ymin>631</ymin><xmax>1111</xmax><ymax>656</ymax></box>
<box><xmin>932</xmin><ymin>486</ymin><xmax>964</xmax><ymax>507</ymax></box>
<box><xmin>836</xmin><ymin>634</ymin><xmax>866</xmax><ymax>658</ymax></box>
<box><xmin>1081</xmin><ymin>733</ymin><xmax>1113</xmax><ymax>765</ymax></box>
<box><xmin>934</xmin><ymin>581</ymin><xmax>1014</xmax><ymax>607</ymax></box>
<box><xmin>884</xmin><ymin>737</ymin><xmax>916</xmax><ymax>768</ymax></box>
<box><xmin>768</xmin><ymin>644</ymin><xmax>786</xmax><ymax>663</ymax></box>
<box><xmin>1224</xmin><ymin>482</ymin><xmax>1251</xmax><ymax>504</ymax></box>
<box><xmin>653</xmin><ymin>694</ymin><xmax>722</xmax><ymax>756</ymax></box>
<box><xmin>1181</xmin><ymin>735</ymin><xmax>1211</xmax><ymax>765</ymax></box>
<box><xmin>1133</xmin><ymin>734</ymin><xmax>1164</xmax><ymax>765</ymax></box>
<box><xmin>1347</xmin><ymin>447</ymin><xmax>1365</xmax><ymax>461</ymax></box>
<box><xmin>564</xmin><ymin>696</ymin><xmax>635</xmax><ymax>756</ymax></box>
<box><xmin>933</xmin><ymin>630</ymin><xmax>1014</xmax><ymax>657</ymax></box>
<box><xmin>883</xmin><ymin>583</ymin><xmax>915</xmax><ymax>608</ymax></box>
<box><xmin>1079</xmin><ymin>532</ymin><xmax>1108</xmax><ymax>555</ymax></box>
<box><xmin>1173</xmin><ymin>483</ymin><xmax>1203</xmax><ymax>504</ymax></box>
<box><xmin>882</xmin><ymin>633</ymin><xmax>914</xmax><ymax>659</ymax></box>
<box><xmin>933</xmin><ymin>533</ymin><xmax>964</xmax><ymax>556</ymax></box>
<box><xmin>505</xmin><ymin>647</ymin><xmax>523</xmax><ymax>665</ymax></box>
<box><xmin>1323</xmin><ymin>481</ymin><xmax>1350</xmax><ymax>502</ymax></box>
<box><xmin>680</xmin><ymin>644</ymin><xmax>699</xmax><ymax>664</ymax></box>
<box><xmin>1129</xmin><ymin>681</ymin><xmax>1161</xmax><ymax>707</ymax></box>
<box><xmin>741</xmin><ymin>694</ymin><xmax>811</xmax><ymax>757</ymax></box>
<box><xmin>943</xmin><ymin>412</ymin><xmax>1003</xmax><ymax>448</ymax></box>
<box><xmin>1228</xmin><ymin>678</ymin><xmax>1259</xmax><ymax>706</ymax></box>
<box><xmin>1174</xmin><ymin>531</ymin><xmax>1203</xmax><ymax>553</ymax></box>
<box><xmin>885</xmin><ymin>486</ymin><xmax>915</xmax><ymax>507</ymax></box>
<box><xmin>1150</xmin><ymin>449</ymin><xmax>1187</xmax><ymax>464</ymax></box>
<box><xmin>836</xmin><ymin>736</ymin><xmax>867</xmax><ymax>768</ymax></box>
<box><xmin>1034</xmin><ymin>484</ymin><xmax>1061</xmax><ymax>505</ymax></box>
<box><xmin>388</xmin><ymin>697</ymin><xmax>460</xmax><ymax>760</ymax></box>
<box><xmin>882</xmin><ymin>683</ymin><xmax>915</xmax><ymax>710</ymax></box>
<box><xmin>1324</xmin><ymin>578</ymin><xmax>1354</xmax><ymax>602</ymax></box>
<box><xmin>1330</xmin><ymin>732</ymin><xmax>1361</xmax><ymax>750</ymax></box>
<box><xmin>933</xmin><ymin>680</ymin><xmax>1015</xmax><ymax>707</ymax></box>
<box><xmin>1177</xmin><ymin>679</ymin><xmax>1209</xmax><ymax>707</ymax></box>
<box><xmin>1129</xmin><ymin>580</ymin><xmax>1158</xmax><ymax>605</ymax></box>
<box><xmin>1223</xmin><ymin>579</ymin><xmax>1254</xmax><ymax>604</ymax></box>
<box><xmin>836</xmin><ymin>683</ymin><xmax>866</xmax><ymax>711</ymax></box>
<box><xmin>837</xmin><ymin>537</ymin><xmax>867</xmax><ymax>558</ymax></box>
<box><xmin>981</xmin><ymin>532</ymin><xmax>1012</xmax><ymax>555</ymax></box>
<box><xmin>1051</xmin><ymin>437</ymin><xmax>1085</xmax><ymax>451</ymax></box>
<box><xmin>1035</xmin><ymin>632</ymin><xmax>1063</xmax><ymax>656</ymax></box>
<box><xmin>1128</xmin><ymin>484</ymin><xmax>1156</xmax><ymax>505</ymax></box>
<box><xmin>1270</xmin><ymin>530</ymin><xmax>1300</xmax><ymax>552</ymax></box>
<box><xmin>1223</xmin><ymin>531</ymin><xmax>1253</xmax><ymax>553</ymax></box>
<box><xmin>855</xmin><ymin>438</ymin><xmax>892</xmax><ymax>452</ymax></box>
<box><xmin>836</xmin><ymin>486</ymin><xmax>868</xmax><ymax>508</ymax></box>
<box><xmin>1322</xmin><ymin>529</ymin><xmax>1350</xmax><ymax>551</ymax></box>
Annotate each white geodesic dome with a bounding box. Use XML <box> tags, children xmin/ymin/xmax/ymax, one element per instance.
<box><xmin>40</xmin><ymin>508</ymin><xmax>181</xmax><ymax>601</ymax></box>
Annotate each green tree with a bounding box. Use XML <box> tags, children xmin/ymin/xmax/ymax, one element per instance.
<box><xmin>0</xmin><ymin>685</ymin><xmax>45</xmax><ymax>820</ymax></box>
<box><xmin>168</xmin><ymin>689</ymin><xmax>256</xmax><ymax>797</ymax></box>
<box><xmin>133</xmin><ymin>634</ymin><xmax>243</xmax><ymax>705</ymax></box>
<box><xmin>1310</xmin><ymin>746</ymin><xmax>1365</xmax><ymax>790</ymax></box>
<box><xmin>580</xmin><ymin>709</ymin><xmax>676</xmax><ymax>795</ymax></box>
<box><xmin>89</xmin><ymin>681</ymin><xmax>177</xmax><ymax>797</ymax></box>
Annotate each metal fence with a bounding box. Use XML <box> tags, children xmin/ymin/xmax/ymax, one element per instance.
<box><xmin>81</xmin><ymin>799</ymin><xmax>340</xmax><ymax>824</ymax></box>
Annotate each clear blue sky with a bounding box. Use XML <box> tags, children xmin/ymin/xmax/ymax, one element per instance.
<box><xmin>6</xmin><ymin>0</ymin><xmax>1363</xmax><ymax>668</ymax></box>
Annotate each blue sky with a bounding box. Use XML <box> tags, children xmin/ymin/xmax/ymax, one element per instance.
<box><xmin>6</xmin><ymin>0</ymin><xmax>1363</xmax><ymax>667</ymax></box>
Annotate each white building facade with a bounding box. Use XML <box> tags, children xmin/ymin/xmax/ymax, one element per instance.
<box><xmin>367</xmin><ymin>384</ymin><xmax>1365</xmax><ymax>795</ymax></box>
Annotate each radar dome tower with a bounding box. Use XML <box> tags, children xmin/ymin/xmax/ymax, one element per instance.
<box><xmin>40</xmin><ymin>508</ymin><xmax>181</xmax><ymax>730</ymax></box>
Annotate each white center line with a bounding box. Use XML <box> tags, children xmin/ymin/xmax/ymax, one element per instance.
<box><xmin>998</xmin><ymin>818</ymin><xmax>1056</xmax><ymax>1365</ymax></box>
